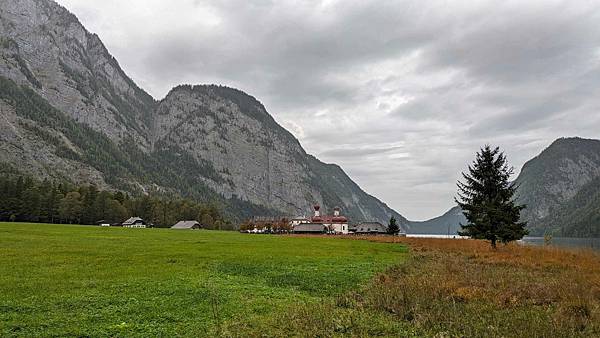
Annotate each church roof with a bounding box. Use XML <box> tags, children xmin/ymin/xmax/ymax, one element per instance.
<box><xmin>311</xmin><ymin>215</ymin><xmax>348</xmax><ymax>224</ymax></box>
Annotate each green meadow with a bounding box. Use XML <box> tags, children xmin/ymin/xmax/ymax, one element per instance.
<box><xmin>0</xmin><ymin>223</ymin><xmax>407</xmax><ymax>337</ymax></box>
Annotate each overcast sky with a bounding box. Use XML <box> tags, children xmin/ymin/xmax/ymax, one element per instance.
<box><xmin>56</xmin><ymin>0</ymin><xmax>600</xmax><ymax>220</ymax></box>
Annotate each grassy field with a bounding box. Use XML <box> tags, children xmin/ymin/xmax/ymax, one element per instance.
<box><xmin>0</xmin><ymin>223</ymin><xmax>407</xmax><ymax>337</ymax></box>
<box><xmin>263</xmin><ymin>236</ymin><xmax>600</xmax><ymax>337</ymax></box>
<box><xmin>3</xmin><ymin>223</ymin><xmax>600</xmax><ymax>337</ymax></box>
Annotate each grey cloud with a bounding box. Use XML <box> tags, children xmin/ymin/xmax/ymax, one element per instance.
<box><xmin>468</xmin><ymin>97</ymin><xmax>576</xmax><ymax>136</ymax></box>
<box><xmin>57</xmin><ymin>0</ymin><xmax>600</xmax><ymax>220</ymax></box>
<box><xmin>319</xmin><ymin>146</ymin><xmax>405</xmax><ymax>159</ymax></box>
<box><xmin>421</xmin><ymin>2</ymin><xmax>600</xmax><ymax>84</ymax></box>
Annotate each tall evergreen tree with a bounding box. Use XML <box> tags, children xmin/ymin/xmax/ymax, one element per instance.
<box><xmin>59</xmin><ymin>191</ymin><xmax>83</xmax><ymax>224</ymax></box>
<box><xmin>387</xmin><ymin>216</ymin><xmax>400</xmax><ymax>235</ymax></box>
<box><xmin>0</xmin><ymin>173</ymin><xmax>228</xmax><ymax>228</ymax></box>
<box><xmin>456</xmin><ymin>145</ymin><xmax>528</xmax><ymax>248</ymax></box>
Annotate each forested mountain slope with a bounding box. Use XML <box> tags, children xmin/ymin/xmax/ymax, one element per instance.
<box><xmin>0</xmin><ymin>0</ymin><xmax>405</xmax><ymax>225</ymax></box>
<box><xmin>410</xmin><ymin>137</ymin><xmax>600</xmax><ymax>237</ymax></box>
<box><xmin>515</xmin><ymin>138</ymin><xmax>600</xmax><ymax>236</ymax></box>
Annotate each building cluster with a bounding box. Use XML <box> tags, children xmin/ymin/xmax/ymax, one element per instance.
<box><xmin>99</xmin><ymin>217</ymin><xmax>206</xmax><ymax>230</ymax></box>
<box><xmin>98</xmin><ymin>205</ymin><xmax>397</xmax><ymax>235</ymax></box>
<box><xmin>242</xmin><ymin>205</ymin><xmax>391</xmax><ymax>235</ymax></box>
<box><xmin>98</xmin><ymin>217</ymin><xmax>148</xmax><ymax>228</ymax></box>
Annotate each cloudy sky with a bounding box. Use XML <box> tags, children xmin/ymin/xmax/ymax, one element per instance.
<box><xmin>57</xmin><ymin>0</ymin><xmax>600</xmax><ymax>220</ymax></box>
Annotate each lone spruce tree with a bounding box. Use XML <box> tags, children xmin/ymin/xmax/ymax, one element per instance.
<box><xmin>387</xmin><ymin>216</ymin><xmax>399</xmax><ymax>235</ymax></box>
<box><xmin>456</xmin><ymin>145</ymin><xmax>528</xmax><ymax>249</ymax></box>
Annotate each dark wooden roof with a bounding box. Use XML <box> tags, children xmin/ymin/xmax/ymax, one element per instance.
<box><xmin>122</xmin><ymin>217</ymin><xmax>145</xmax><ymax>225</ymax></box>
<box><xmin>355</xmin><ymin>222</ymin><xmax>387</xmax><ymax>233</ymax></box>
<box><xmin>171</xmin><ymin>220</ymin><xmax>201</xmax><ymax>229</ymax></box>
<box><xmin>293</xmin><ymin>223</ymin><xmax>327</xmax><ymax>233</ymax></box>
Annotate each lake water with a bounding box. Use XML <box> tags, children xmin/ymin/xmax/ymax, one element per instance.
<box><xmin>406</xmin><ymin>234</ymin><xmax>600</xmax><ymax>252</ymax></box>
<box><xmin>407</xmin><ymin>234</ymin><xmax>468</xmax><ymax>239</ymax></box>
<box><xmin>519</xmin><ymin>237</ymin><xmax>600</xmax><ymax>252</ymax></box>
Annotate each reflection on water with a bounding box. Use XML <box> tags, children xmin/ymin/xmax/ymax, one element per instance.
<box><xmin>519</xmin><ymin>237</ymin><xmax>600</xmax><ymax>252</ymax></box>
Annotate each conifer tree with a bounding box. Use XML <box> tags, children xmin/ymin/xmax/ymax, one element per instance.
<box><xmin>0</xmin><ymin>173</ymin><xmax>227</xmax><ymax>228</ymax></box>
<box><xmin>456</xmin><ymin>145</ymin><xmax>528</xmax><ymax>248</ymax></box>
<box><xmin>387</xmin><ymin>216</ymin><xmax>400</xmax><ymax>235</ymax></box>
<box><xmin>59</xmin><ymin>191</ymin><xmax>83</xmax><ymax>224</ymax></box>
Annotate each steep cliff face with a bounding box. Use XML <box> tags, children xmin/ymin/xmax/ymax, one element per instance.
<box><xmin>0</xmin><ymin>0</ymin><xmax>155</xmax><ymax>147</ymax></box>
<box><xmin>515</xmin><ymin>138</ymin><xmax>600</xmax><ymax>221</ymax></box>
<box><xmin>514</xmin><ymin>137</ymin><xmax>600</xmax><ymax>235</ymax></box>
<box><xmin>0</xmin><ymin>0</ymin><xmax>406</xmax><ymax>225</ymax></box>
<box><xmin>153</xmin><ymin>85</ymin><xmax>315</xmax><ymax>214</ymax></box>
<box><xmin>153</xmin><ymin>85</ymin><xmax>407</xmax><ymax>224</ymax></box>
<box><xmin>0</xmin><ymin>94</ymin><xmax>108</xmax><ymax>187</ymax></box>
<box><xmin>539</xmin><ymin>175</ymin><xmax>600</xmax><ymax>237</ymax></box>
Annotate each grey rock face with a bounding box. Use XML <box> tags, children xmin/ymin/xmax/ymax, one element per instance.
<box><xmin>0</xmin><ymin>99</ymin><xmax>108</xmax><ymax>187</ymax></box>
<box><xmin>0</xmin><ymin>0</ymin><xmax>155</xmax><ymax>147</ymax></box>
<box><xmin>153</xmin><ymin>85</ymin><xmax>318</xmax><ymax>214</ymax></box>
<box><xmin>153</xmin><ymin>85</ymin><xmax>407</xmax><ymax>225</ymax></box>
<box><xmin>515</xmin><ymin>137</ymin><xmax>600</xmax><ymax>222</ymax></box>
<box><xmin>0</xmin><ymin>0</ymin><xmax>406</xmax><ymax>226</ymax></box>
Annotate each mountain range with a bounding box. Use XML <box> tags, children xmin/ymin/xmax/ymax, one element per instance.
<box><xmin>0</xmin><ymin>0</ymin><xmax>406</xmax><ymax>225</ymax></box>
<box><xmin>410</xmin><ymin>137</ymin><xmax>600</xmax><ymax>237</ymax></box>
<box><xmin>2</xmin><ymin>0</ymin><xmax>599</xmax><ymax>237</ymax></box>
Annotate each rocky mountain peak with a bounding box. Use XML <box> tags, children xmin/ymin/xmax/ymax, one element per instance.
<box><xmin>515</xmin><ymin>137</ymin><xmax>600</xmax><ymax>221</ymax></box>
<box><xmin>0</xmin><ymin>0</ymin><xmax>155</xmax><ymax>147</ymax></box>
<box><xmin>0</xmin><ymin>0</ymin><xmax>406</xmax><ymax>226</ymax></box>
<box><xmin>510</xmin><ymin>136</ymin><xmax>600</xmax><ymax>235</ymax></box>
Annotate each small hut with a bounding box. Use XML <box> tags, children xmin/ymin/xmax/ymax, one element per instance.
<box><xmin>354</xmin><ymin>222</ymin><xmax>387</xmax><ymax>235</ymax></box>
<box><xmin>171</xmin><ymin>220</ymin><xmax>203</xmax><ymax>230</ymax></box>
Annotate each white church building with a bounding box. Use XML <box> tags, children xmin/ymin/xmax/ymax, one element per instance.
<box><xmin>307</xmin><ymin>205</ymin><xmax>349</xmax><ymax>234</ymax></box>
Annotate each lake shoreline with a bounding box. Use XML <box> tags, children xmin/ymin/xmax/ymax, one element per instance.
<box><xmin>405</xmin><ymin>233</ymin><xmax>600</xmax><ymax>251</ymax></box>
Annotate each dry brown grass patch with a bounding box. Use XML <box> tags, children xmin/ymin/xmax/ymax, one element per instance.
<box><xmin>220</xmin><ymin>235</ymin><xmax>600</xmax><ymax>337</ymax></box>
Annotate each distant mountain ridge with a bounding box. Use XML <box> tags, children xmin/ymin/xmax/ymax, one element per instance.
<box><xmin>408</xmin><ymin>206</ymin><xmax>465</xmax><ymax>235</ymax></box>
<box><xmin>515</xmin><ymin>137</ymin><xmax>600</xmax><ymax>237</ymax></box>
<box><xmin>0</xmin><ymin>0</ymin><xmax>407</xmax><ymax>226</ymax></box>
<box><xmin>410</xmin><ymin>137</ymin><xmax>600</xmax><ymax>237</ymax></box>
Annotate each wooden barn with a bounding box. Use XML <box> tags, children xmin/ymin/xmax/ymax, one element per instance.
<box><xmin>171</xmin><ymin>220</ymin><xmax>203</xmax><ymax>230</ymax></box>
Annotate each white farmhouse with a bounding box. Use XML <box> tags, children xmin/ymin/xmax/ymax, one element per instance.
<box><xmin>122</xmin><ymin>217</ymin><xmax>147</xmax><ymax>228</ymax></box>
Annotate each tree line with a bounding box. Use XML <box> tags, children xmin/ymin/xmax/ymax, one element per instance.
<box><xmin>0</xmin><ymin>75</ymin><xmax>276</xmax><ymax>223</ymax></box>
<box><xmin>0</xmin><ymin>174</ymin><xmax>232</xmax><ymax>229</ymax></box>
